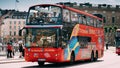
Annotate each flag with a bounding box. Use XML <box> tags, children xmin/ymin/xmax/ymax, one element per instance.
<box><xmin>16</xmin><ymin>0</ymin><xmax>19</xmax><ymax>3</ymax></box>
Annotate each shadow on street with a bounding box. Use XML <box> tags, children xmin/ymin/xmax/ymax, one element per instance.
<box><xmin>22</xmin><ymin>60</ymin><xmax>103</xmax><ymax>68</ymax></box>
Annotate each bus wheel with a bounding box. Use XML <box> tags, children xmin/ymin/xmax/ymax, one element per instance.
<box><xmin>94</xmin><ymin>52</ymin><xmax>98</xmax><ymax>61</ymax></box>
<box><xmin>70</xmin><ymin>52</ymin><xmax>75</xmax><ymax>64</ymax></box>
<box><xmin>38</xmin><ymin>61</ymin><xmax>44</xmax><ymax>66</ymax></box>
<box><xmin>90</xmin><ymin>52</ymin><xmax>94</xmax><ymax>62</ymax></box>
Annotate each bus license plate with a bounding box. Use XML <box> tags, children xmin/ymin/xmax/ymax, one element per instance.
<box><xmin>38</xmin><ymin>59</ymin><xmax>46</xmax><ymax>61</ymax></box>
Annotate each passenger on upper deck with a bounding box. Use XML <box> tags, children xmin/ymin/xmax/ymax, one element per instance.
<box><xmin>63</xmin><ymin>12</ymin><xmax>70</xmax><ymax>22</ymax></box>
<box><xmin>29</xmin><ymin>12</ymin><xmax>37</xmax><ymax>23</ymax></box>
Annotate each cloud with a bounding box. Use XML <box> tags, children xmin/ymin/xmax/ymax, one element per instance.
<box><xmin>108</xmin><ymin>0</ymin><xmax>118</xmax><ymax>5</ymax></box>
<box><xmin>108</xmin><ymin>0</ymin><xmax>115</xmax><ymax>2</ymax></box>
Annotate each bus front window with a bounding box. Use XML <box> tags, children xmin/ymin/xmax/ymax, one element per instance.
<box><xmin>25</xmin><ymin>28</ymin><xmax>58</xmax><ymax>48</ymax></box>
<box><xmin>27</xmin><ymin>5</ymin><xmax>62</xmax><ymax>24</ymax></box>
<box><xmin>115</xmin><ymin>31</ymin><xmax>120</xmax><ymax>47</ymax></box>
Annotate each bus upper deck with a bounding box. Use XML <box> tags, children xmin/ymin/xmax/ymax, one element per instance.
<box><xmin>26</xmin><ymin>4</ymin><xmax>103</xmax><ymax>28</ymax></box>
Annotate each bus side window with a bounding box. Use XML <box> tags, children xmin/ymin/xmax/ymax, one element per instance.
<box><xmin>71</xmin><ymin>11</ymin><xmax>78</xmax><ymax>23</ymax></box>
<box><xmin>97</xmin><ymin>20</ymin><xmax>103</xmax><ymax>28</ymax></box>
<box><xmin>87</xmin><ymin>17</ymin><xmax>93</xmax><ymax>26</ymax></box>
<box><xmin>93</xmin><ymin>19</ymin><xmax>97</xmax><ymax>27</ymax></box>
<box><xmin>78</xmin><ymin>14</ymin><xmax>83</xmax><ymax>24</ymax></box>
<box><xmin>89</xmin><ymin>18</ymin><xmax>94</xmax><ymax>26</ymax></box>
<box><xmin>63</xmin><ymin>9</ymin><xmax>70</xmax><ymax>22</ymax></box>
<box><xmin>82</xmin><ymin>15</ymin><xmax>87</xmax><ymax>25</ymax></box>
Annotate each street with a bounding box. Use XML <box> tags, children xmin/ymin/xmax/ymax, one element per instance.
<box><xmin>0</xmin><ymin>47</ymin><xmax>120</xmax><ymax>68</ymax></box>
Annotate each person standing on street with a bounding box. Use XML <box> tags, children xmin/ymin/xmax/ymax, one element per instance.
<box><xmin>7</xmin><ymin>43</ymin><xmax>12</xmax><ymax>58</ymax></box>
<box><xmin>18</xmin><ymin>42</ymin><xmax>24</xmax><ymax>58</ymax></box>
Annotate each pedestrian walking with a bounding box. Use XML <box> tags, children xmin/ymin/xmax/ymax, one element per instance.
<box><xmin>106</xmin><ymin>41</ymin><xmax>110</xmax><ymax>50</ymax></box>
<box><xmin>12</xmin><ymin>46</ymin><xmax>15</xmax><ymax>57</ymax></box>
<box><xmin>7</xmin><ymin>43</ymin><xmax>12</xmax><ymax>58</ymax></box>
<box><xmin>19</xmin><ymin>43</ymin><xmax>24</xmax><ymax>58</ymax></box>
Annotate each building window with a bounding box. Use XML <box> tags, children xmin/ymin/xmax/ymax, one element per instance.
<box><xmin>19</xmin><ymin>21</ymin><xmax>21</xmax><ymax>24</ymax></box>
<box><xmin>94</xmin><ymin>11</ymin><xmax>97</xmax><ymax>13</ymax></box>
<box><xmin>85</xmin><ymin>10</ymin><xmax>88</xmax><ymax>12</ymax></box>
<box><xmin>117</xmin><ymin>16</ymin><xmax>119</xmax><ymax>19</ymax></box>
<box><xmin>14</xmin><ymin>21</ymin><xmax>16</xmax><ymax>24</ymax></box>
<box><xmin>14</xmin><ymin>31</ymin><xmax>16</xmax><ymax>36</ymax></box>
<box><xmin>18</xmin><ymin>26</ymin><xmax>20</xmax><ymax>30</ymax></box>
<box><xmin>10</xmin><ymin>21</ymin><xmax>12</xmax><ymax>25</ymax></box>
<box><xmin>103</xmin><ymin>17</ymin><xmax>106</xmax><ymax>23</ymax></box>
<box><xmin>112</xmin><ymin>11</ymin><xmax>115</xmax><ymax>14</ymax></box>
<box><xmin>23</xmin><ymin>21</ymin><xmax>25</xmax><ymax>24</ymax></box>
<box><xmin>9</xmin><ymin>26</ymin><xmax>12</xmax><ymax>29</ymax></box>
<box><xmin>103</xmin><ymin>11</ymin><xmax>106</xmax><ymax>13</ymax></box>
<box><xmin>10</xmin><ymin>31</ymin><xmax>12</xmax><ymax>36</ymax></box>
<box><xmin>12</xmin><ymin>16</ymin><xmax>15</xmax><ymax>19</ymax></box>
<box><xmin>112</xmin><ymin>17</ymin><xmax>115</xmax><ymax>23</ymax></box>
<box><xmin>14</xmin><ymin>26</ymin><xmax>16</xmax><ymax>30</ymax></box>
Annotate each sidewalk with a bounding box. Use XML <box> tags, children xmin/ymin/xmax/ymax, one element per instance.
<box><xmin>104</xmin><ymin>46</ymin><xmax>116</xmax><ymax>52</ymax></box>
<box><xmin>0</xmin><ymin>52</ymin><xmax>25</xmax><ymax>64</ymax></box>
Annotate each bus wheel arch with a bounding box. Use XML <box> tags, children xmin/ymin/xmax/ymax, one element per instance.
<box><xmin>70</xmin><ymin>51</ymin><xmax>75</xmax><ymax>64</ymax></box>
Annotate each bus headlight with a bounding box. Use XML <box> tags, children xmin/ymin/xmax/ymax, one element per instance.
<box><xmin>55</xmin><ymin>54</ymin><xmax>58</xmax><ymax>56</ymax></box>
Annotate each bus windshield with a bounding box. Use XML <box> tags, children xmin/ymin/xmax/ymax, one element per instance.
<box><xmin>115</xmin><ymin>37</ymin><xmax>120</xmax><ymax>47</ymax></box>
<box><xmin>115</xmin><ymin>31</ymin><xmax>120</xmax><ymax>47</ymax></box>
<box><xmin>25</xmin><ymin>28</ymin><xmax>58</xmax><ymax>48</ymax></box>
<box><xmin>27</xmin><ymin>5</ymin><xmax>62</xmax><ymax>25</ymax></box>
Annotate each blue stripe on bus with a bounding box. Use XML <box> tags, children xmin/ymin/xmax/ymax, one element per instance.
<box><xmin>64</xmin><ymin>36</ymin><xmax>81</xmax><ymax>60</ymax></box>
<box><xmin>74</xmin><ymin>45</ymin><xmax>80</xmax><ymax>56</ymax></box>
<box><xmin>69</xmin><ymin>36</ymin><xmax>78</xmax><ymax>49</ymax></box>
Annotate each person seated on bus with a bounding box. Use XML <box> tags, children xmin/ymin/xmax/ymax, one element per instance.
<box><xmin>25</xmin><ymin>32</ymin><xmax>32</xmax><ymax>47</ymax></box>
<box><xmin>82</xmin><ymin>15</ymin><xmax>87</xmax><ymax>24</ymax></box>
<box><xmin>63</xmin><ymin>12</ymin><xmax>70</xmax><ymax>22</ymax></box>
<box><xmin>31</xmin><ymin>36</ymin><xmax>37</xmax><ymax>47</ymax></box>
<box><xmin>37</xmin><ymin>12</ymin><xmax>45</xmax><ymax>19</ymax></box>
<box><xmin>29</xmin><ymin>12</ymin><xmax>37</xmax><ymax>23</ymax></box>
<box><xmin>71</xmin><ymin>14</ymin><xmax>78</xmax><ymax>23</ymax></box>
<box><xmin>48</xmin><ymin>12</ymin><xmax>59</xmax><ymax>23</ymax></box>
<box><xmin>43</xmin><ymin>39</ymin><xmax>49</xmax><ymax>47</ymax></box>
<box><xmin>36</xmin><ymin>34</ymin><xmax>43</xmax><ymax>47</ymax></box>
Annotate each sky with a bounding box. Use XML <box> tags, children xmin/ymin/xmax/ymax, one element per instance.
<box><xmin>0</xmin><ymin>0</ymin><xmax>120</xmax><ymax>11</ymax></box>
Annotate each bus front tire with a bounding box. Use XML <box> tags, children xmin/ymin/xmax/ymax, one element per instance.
<box><xmin>38</xmin><ymin>61</ymin><xmax>45</xmax><ymax>66</ymax></box>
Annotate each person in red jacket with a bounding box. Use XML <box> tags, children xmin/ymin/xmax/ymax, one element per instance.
<box><xmin>7</xmin><ymin>43</ymin><xmax>12</xmax><ymax>58</ymax></box>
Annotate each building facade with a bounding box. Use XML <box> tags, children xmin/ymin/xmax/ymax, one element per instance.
<box><xmin>1</xmin><ymin>11</ymin><xmax>27</xmax><ymax>43</ymax></box>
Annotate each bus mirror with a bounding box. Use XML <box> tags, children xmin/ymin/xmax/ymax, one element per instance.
<box><xmin>26</xmin><ymin>29</ymin><xmax>29</xmax><ymax>35</ymax></box>
<box><xmin>19</xmin><ymin>30</ymin><xmax>22</xmax><ymax>36</ymax></box>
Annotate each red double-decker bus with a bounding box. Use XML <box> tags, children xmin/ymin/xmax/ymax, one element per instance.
<box><xmin>19</xmin><ymin>4</ymin><xmax>104</xmax><ymax>66</ymax></box>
